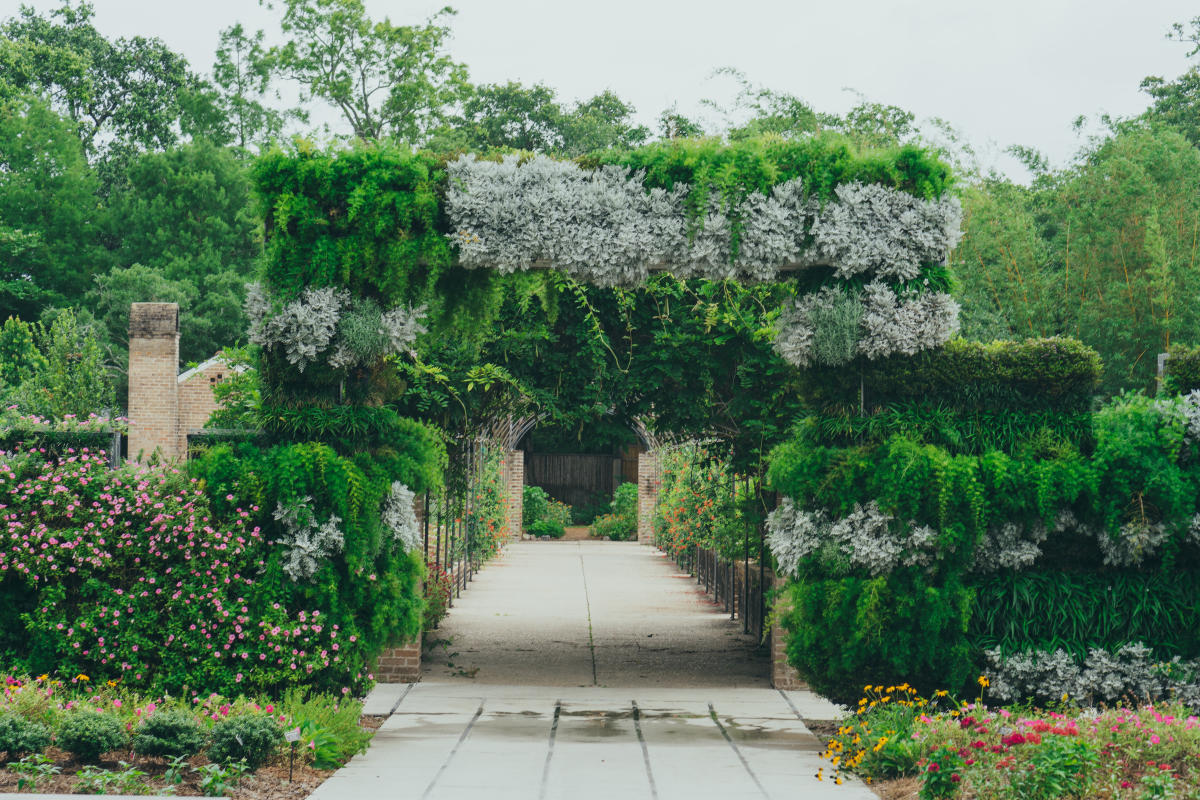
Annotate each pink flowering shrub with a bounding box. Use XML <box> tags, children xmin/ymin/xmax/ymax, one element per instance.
<box><xmin>0</xmin><ymin>448</ymin><xmax>371</xmax><ymax>694</ymax></box>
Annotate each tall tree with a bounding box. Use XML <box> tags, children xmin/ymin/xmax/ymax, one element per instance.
<box><xmin>0</xmin><ymin>94</ymin><xmax>105</xmax><ymax>319</ymax></box>
<box><xmin>1</xmin><ymin>1</ymin><xmax>214</xmax><ymax>184</ymax></box>
<box><xmin>211</xmin><ymin>23</ymin><xmax>301</xmax><ymax>151</ymax></box>
<box><xmin>262</xmin><ymin>0</ymin><xmax>468</xmax><ymax>142</ymax></box>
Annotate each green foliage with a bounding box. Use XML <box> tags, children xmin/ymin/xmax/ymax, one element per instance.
<box><xmin>589</xmin><ymin>132</ymin><xmax>953</xmax><ymax>208</ymax></box>
<box><xmin>954</xmin><ymin>125</ymin><xmax>1200</xmax><ymax>395</ymax></box>
<box><xmin>590</xmin><ymin>482</ymin><xmax>639</xmax><ymax>541</ymax></box>
<box><xmin>6</xmin><ymin>753</ymin><xmax>60</xmax><ymax>790</ymax></box>
<box><xmin>920</xmin><ymin>744</ymin><xmax>967</xmax><ymax>799</ymax></box>
<box><xmin>0</xmin><ymin>317</ymin><xmax>44</xmax><ymax>387</ymax></box>
<box><xmin>800</xmin><ymin>338</ymin><xmax>1103</xmax><ymax>417</ymax></box>
<box><xmin>279</xmin><ymin>689</ymin><xmax>370</xmax><ymax>768</ymax></box>
<box><xmin>1164</xmin><ymin>342</ymin><xmax>1200</xmax><ymax>394</ymax></box>
<box><xmin>655</xmin><ymin>444</ymin><xmax>762</xmax><ymax>560</ymax></box>
<box><xmin>132</xmin><ymin>711</ymin><xmax>206</xmax><ymax>759</ymax></box>
<box><xmin>781</xmin><ymin>573</ymin><xmax>976</xmax><ymax>703</ymax></box>
<box><xmin>521</xmin><ymin>485</ymin><xmax>569</xmax><ymax>538</ymax></box>
<box><xmin>969</xmin><ymin>572</ymin><xmax>1200</xmax><ymax>659</ymax></box>
<box><xmin>522</xmin><ymin>485</ymin><xmax>551</xmax><ymax>529</ymax></box>
<box><xmin>0</xmin><ymin>714</ymin><xmax>51</xmax><ymax>759</ymax></box>
<box><xmin>207</xmin><ymin>714</ymin><xmax>283</xmax><ymax>770</ymax></box>
<box><xmin>1005</xmin><ymin>735</ymin><xmax>1099</xmax><ymax>799</ymax></box>
<box><xmin>194</xmin><ymin>760</ymin><xmax>250</xmax><ymax>795</ymax></box>
<box><xmin>56</xmin><ymin>711</ymin><xmax>126</xmax><ymax>763</ymax></box>
<box><xmin>262</xmin><ymin>0</ymin><xmax>467</xmax><ymax>142</ymax></box>
<box><xmin>9</xmin><ymin>309</ymin><xmax>114</xmax><ymax>420</ymax></box>
<box><xmin>0</xmin><ymin>94</ymin><xmax>104</xmax><ymax>319</ymax></box>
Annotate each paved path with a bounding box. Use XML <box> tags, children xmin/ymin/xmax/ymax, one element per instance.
<box><xmin>423</xmin><ymin>541</ymin><xmax>768</xmax><ymax>687</ymax></box>
<box><xmin>311</xmin><ymin>542</ymin><xmax>875</xmax><ymax>800</ymax></box>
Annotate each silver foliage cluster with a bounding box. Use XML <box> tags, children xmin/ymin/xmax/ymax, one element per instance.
<box><xmin>985</xmin><ymin>643</ymin><xmax>1200</xmax><ymax>709</ymax></box>
<box><xmin>445</xmin><ymin>155</ymin><xmax>961</xmax><ymax>287</ymax></box>
<box><xmin>972</xmin><ymin>520</ymin><xmax>1049</xmax><ymax>573</ymax></box>
<box><xmin>1178</xmin><ymin>390</ymin><xmax>1200</xmax><ymax>443</ymax></box>
<box><xmin>773</xmin><ymin>283</ymin><xmax>961</xmax><ymax>368</ymax></box>
<box><xmin>381</xmin><ymin>482</ymin><xmax>421</xmax><ymax>553</ymax></box>
<box><xmin>246</xmin><ymin>283</ymin><xmax>426</xmax><ymax>372</ymax></box>
<box><xmin>1053</xmin><ymin>508</ymin><xmax>1169</xmax><ymax>567</ymax></box>
<box><xmin>766</xmin><ymin>498</ymin><xmax>939</xmax><ymax>578</ymax></box>
<box><xmin>272</xmin><ymin>496</ymin><xmax>345</xmax><ymax>582</ymax></box>
<box><xmin>810</xmin><ymin>182</ymin><xmax>963</xmax><ymax>281</ymax></box>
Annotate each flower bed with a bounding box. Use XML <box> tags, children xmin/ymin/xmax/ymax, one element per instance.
<box><xmin>820</xmin><ymin>684</ymin><xmax>1200</xmax><ymax>799</ymax></box>
<box><xmin>0</xmin><ymin>673</ymin><xmax>373</xmax><ymax>798</ymax></box>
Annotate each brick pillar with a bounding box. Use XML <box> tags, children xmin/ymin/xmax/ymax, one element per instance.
<box><xmin>771</xmin><ymin>575</ymin><xmax>806</xmax><ymax>690</ymax></box>
<box><xmin>637</xmin><ymin>451</ymin><xmax>658</xmax><ymax>544</ymax></box>
<box><xmin>505</xmin><ymin>450</ymin><xmax>524</xmax><ymax>539</ymax></box>
<box><xmin>127</xmin><ymin>303</ymin><xmax>181</xmax><ymax>463</ymax></box>
<box><xmin>375</xmin><ymin>493</ymin><xmax>425</xmax><ymax>683</ymax></box>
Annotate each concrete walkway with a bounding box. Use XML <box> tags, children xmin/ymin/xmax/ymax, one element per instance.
<box><xmin>422</xmin><ymin>541</ymin><xmax>767</xmax><ymax>687</ymax></box>
<box><xmin>311</xmin><ymin>542</ymin><xmax>875</xmax><ymax>800</ymax></box>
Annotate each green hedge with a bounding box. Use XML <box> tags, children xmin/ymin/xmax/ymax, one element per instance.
<box><xmin>800</xmin><ymin>337</ymin><xmax>1103</xmax><ymax>416</ymax></box>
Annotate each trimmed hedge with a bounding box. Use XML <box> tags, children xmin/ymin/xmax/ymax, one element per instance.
<box><xmin>1164</xmin><ymin>342</ymin><xmax>1200</xmax><ymax>394</ymax></box>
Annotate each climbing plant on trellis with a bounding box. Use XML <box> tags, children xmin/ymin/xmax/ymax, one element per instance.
<box><xmin>194</xmin><ymin>134</ymin><xmax>963</xmax><ymax>689</ymax></box>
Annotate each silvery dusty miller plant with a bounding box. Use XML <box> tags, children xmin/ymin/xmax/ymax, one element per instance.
<box><xmin>380</xmin><ymin>482</ymin><xmax>421</xmax><ymax>552</ymax></box>
<box><xmin>272</xmin><ymin>496</ymin><xmax>345</xmax><ymax>581</ymax></box>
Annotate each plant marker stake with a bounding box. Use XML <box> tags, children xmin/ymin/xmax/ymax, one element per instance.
<box><xmin>285</xmin><ymin>726</ymin><xmax>301</xmax><ymax>782</ymax></box>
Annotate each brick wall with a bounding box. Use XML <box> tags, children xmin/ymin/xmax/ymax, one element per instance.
<box><xmin>770</xmin><ymin>575</ymin><xmax>806</xmax><ymax>690</ymax></box>
<box><xmin>637</xmin><ymin>451</ymin><xmax>658</xmax><ymax>544</ymax></box>
<box><xmin>178</xmin><ymin>359</ymin><xmax>230</xmax><ymax>438</ymax></box>
<box><xmin>128</xmin><ymin>304</ymin><xmax>181</xmax><ymax>463</ymax></box>
<box><xmin>503</xmin><ymin>449</ymin><xmax>524</xmax><ymax>538</ymax></box>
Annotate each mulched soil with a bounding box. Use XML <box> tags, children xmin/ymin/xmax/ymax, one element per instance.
<box><xmin>0</xmin><ymin>716</ymin><xmax>387</xmax><ymax>798</ymax></box>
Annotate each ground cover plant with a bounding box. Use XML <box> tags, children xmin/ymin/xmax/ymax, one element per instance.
<box><xmin>0</xmin><ymin>673</ymin><xmax>372</xmax><ymax>797</ymax></box>
<box><xmin>817</xmin><ymin>684</ymin><xmax>1200</xmax><ymax>799</ymax></box>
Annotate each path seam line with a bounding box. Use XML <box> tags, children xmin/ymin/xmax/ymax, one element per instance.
<box><xmin>421</xmin><ymin>699</ymin><xmax>484</xmax><ymax>799</ymax></box>
<box><xmin>577</xmin><ymin>545</ymin><xmax>598</xmax><ymax>685</ymax></box>
<box><xmin>709</xmin><ymin>702</ymin><xmax>770</xmax><ymax>799</ymax></box>
<box><xmin>538</xmin><ymin>699</ymin><xmax>562</xmax><ymax>800</ymax></box>
<box><xmin>632</xmin><ymin>700</ymin><xmax>659</xmax><ymax>799</ymax></box>
<box><xmin>388</xmin><ymin>682</ymin><xmax>416</xmax><ymax>715</ymax></box>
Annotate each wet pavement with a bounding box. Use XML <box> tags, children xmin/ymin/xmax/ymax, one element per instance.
<box><xmin>311</xmin><ymin>542</ymin><xmax>875</xmax><ymax>799</ymax></box>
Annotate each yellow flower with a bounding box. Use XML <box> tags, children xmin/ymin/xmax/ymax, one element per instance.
<box><xmin>35</xmin><ymin>674</ymin><xmax>49</xmax><ymax>682</ymax></box>
<box><xmin>75</xmin><ymin>674</ymin><xmax>89</xmax><ymax>682</ymax></box>
<box><xmin>978</xmin><ymin>675</ymin><xmax>990</xmax><ymax>688</ymax></box>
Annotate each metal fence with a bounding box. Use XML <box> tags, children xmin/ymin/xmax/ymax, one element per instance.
<box><xmin>674</xmin><ymin>542</ymin><xmax>768</xmax><ymax>644</ymax></box>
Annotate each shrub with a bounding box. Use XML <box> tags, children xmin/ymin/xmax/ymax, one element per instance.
<box><xmin>1165</xmin><ymin>342</ymin><xmax>1200</xmax><ymax>394</ymax></box>
<box><xmin>280</xmin><ymin>689</ymin><xmax>370</xmax><ymax>768</ymax></box>
<box><xmin>522</xmin><ymin>485</ymin><xmax>551</xmax><ymax>529</ymax></box>
<box><xmin>781</xmin><ymin>573</ymin><xmax>975</xmax><ymax>703</ymax></box>
<box><xmin>527</xmin><ymin>518</ymin><xmax>565</xmax><ymax>539</ymax></box>
<box><xmin>57</xmin><ymin>711</ymin><xmax>126</xmax><ymax>763</ymax></box>
<box><xmin>207</xmin><ymin>714</ymin><xmax>283</xmax><ymax>770</ymax></box>
<box><xmin>0</xmin><ymin>714</ymin><xmax>51</xmax><ymax>759</ymax></box>
<box><xmin>590</xmin><ymin>483</ymin><xmax>639</xmax><ymax>540</ymax></box>
<box><xmin>132</xmin><ymin>711</ymin><xmax>206</xmax><ymax>759</ymax></box>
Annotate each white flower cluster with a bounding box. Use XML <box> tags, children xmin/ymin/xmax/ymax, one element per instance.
<box><xmin>766</xmin><ymin>498</ymin><xmax>939</xmax><ymax>578</ymax></box>
<box><xmin>272</xmin><ymin>496</ymin><xmax>345</xmax><ymax>582</ymax></box>
<box><xmin>773</xmin><ymin>283</ymin><xmax>961</xmax><ymax>367</ymax></box>
<box><xmin>985</xmin><ymin>643</ymin><xmax>1200</xmax><ymax>709</ymax></box>
<box><xmin>381</xmin><ymin>481</ymin><xmax>421</xmax><ymax>553</ymax></box>
<box><xmin>1053</xmin><ymin>508</ymin><xmax>1169</xmax><ymax>568</ymax></box>
<box><xmin>444</xmin><ymin>154</ymin><xmax>962</xmax><ymax>288</ymax></box>
<box><xmin>246</xmin><ymin>283</ymin><xmax>426</xmax><ymax>372</ymax></box>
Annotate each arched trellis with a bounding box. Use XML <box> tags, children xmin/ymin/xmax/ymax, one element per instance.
<box><xmin>483</xmin><ymin>411</ymin><xmax>665</xmax><ymax>452</ymax></box>
<box><xmin>481</xmin><ymin>411</ymin><xmax>668</xmax><ymax>544</ymax></box>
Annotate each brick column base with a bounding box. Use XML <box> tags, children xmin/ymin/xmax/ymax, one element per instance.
<box><xmin>374</xmin><ymin>641</ymin><xmax>422</xmax><ymax>683</ymax></box>
<box><xmin>771</xmin><ymin>576</ymin><xmax>806</xmax><ymax>690</ymax></box>
<box><xmin>637</xmin><ymin>451</ymin><xmax>658</xmax><ymax>544</ymax></box>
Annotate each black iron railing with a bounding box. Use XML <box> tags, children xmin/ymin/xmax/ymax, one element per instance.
<box><xmin>674</xmin><ymin>543</ymin><xmax>767</xmax><ymax>644</ymax></box>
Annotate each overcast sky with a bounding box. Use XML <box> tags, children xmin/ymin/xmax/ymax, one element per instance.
<box><xmin>14</xmin><ymin>0</ymin><xmax>1200</xmax><ymax>179</ymax></box>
